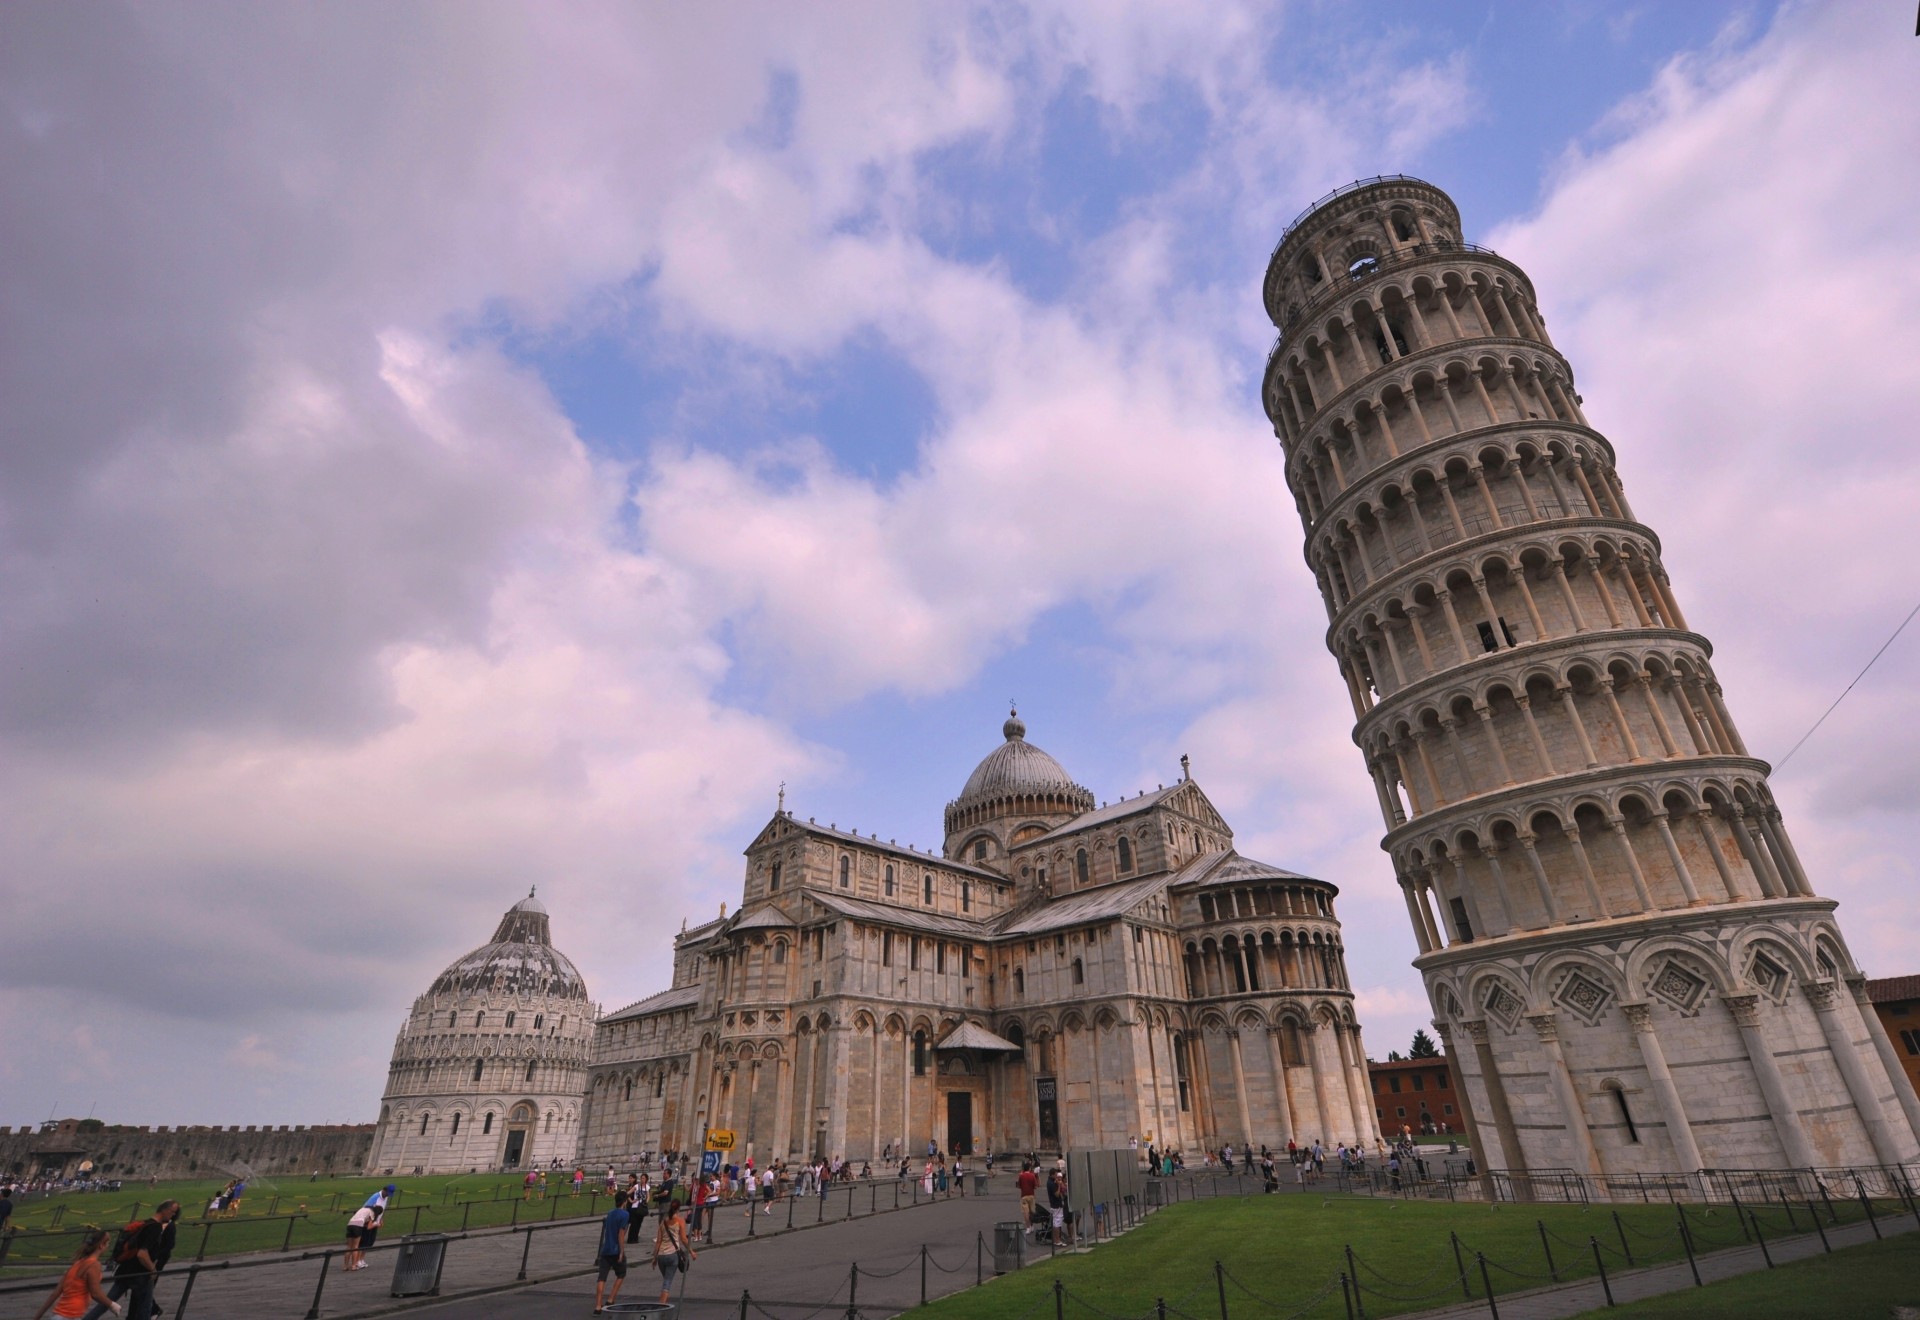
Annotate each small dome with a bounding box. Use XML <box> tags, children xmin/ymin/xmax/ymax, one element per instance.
<box><xmin>429</xmin><ymin>893</ymin><xmax>587</xmax><ymax>1001</ymax></box>
<box><xmin>956</xmin><ymin>711</ymin><xmax>1091</xmax><ymax>809</ymax></box>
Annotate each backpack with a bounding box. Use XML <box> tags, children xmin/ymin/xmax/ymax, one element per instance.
<box><xmin>112</xmin><ymin>1219</ymin><xmax>150</xmax><ymax>1266</ymax></box>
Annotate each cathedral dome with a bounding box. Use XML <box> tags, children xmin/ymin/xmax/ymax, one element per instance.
<box><xmin>428</xmin><ymin>888</ymin><xmax>588</xmax><ymax>1002</ymax></box>
<box><xmin>957</xmin><ymin>711</ymin><xmax>1089</xmax><ymax>806</ymax></box>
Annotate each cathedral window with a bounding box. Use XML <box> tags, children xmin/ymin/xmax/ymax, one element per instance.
<box><xmin>913</xmin><ymin>1030</ymin><xmax>929</xmax><ymax>1075</ymax></box>
<box><xmin>882</xmin><ymin>932</ymin><xmax>893</xmax><ymax>966</ymax></box>
<box><xmin>545</xmin><ymin>1111</ymin><xmax>554</xmax><ymax>1133</ymax></box>
<box><xmin>1075</xmin><ymin>849</ymin><xmax>1089</xmax><ymax>886</ymax></box>
<box><xmin>839</xmin><ymin>856</ymin><xmax>850</xmax><ymax>888</ymax></box>
<box><xmin>534</xmin><ymin>1015</ymin><xmax>543</xmax><ymax>1029</ymax></box>
<box><xmin>483</xmin><ymin>1112</ymin><xmax>493</xmax><ymax>1134</ymax></box>
<box><xmin>770</xmin><ymin>861</ymin><xmax>781</xmax><ymax>891</ymax></box>
<box><xmin>526</xmin><ymin>1061</ymin><xmax>536</xmax><ymax>1082</ymax></box>
<box><xmin>974</xmin><ymin>839</ymin><xmax>988</xmax><ymax>862</ymax></box>
<box><xmin>450</xmin><ymin>1113</ymin><xmax>461</xmax><ymax>1137</ymax></box>
<box><xmin>475</xmin><ymin>1011</ymin><xmax>485</xmax><ymax>1027</ymax></box>
<box><xmin>1072</xmin><ymin>958</ymin><xmax>1084</xmax><ymax>985</ymax></box>
<box><xmin>1013</xmin><ymin>968</ymin><xmax>1024</xmax><ymax>996</ymax></box>
<box><xmin>655</xmin><ymin>1075</ymin><xmax>664</xmax><ymax>1098</ymax></box>
<box><xmin>1117</xmin><ymin>838</ymin><xmax>1133</xmax><ymax>873</ymax></box>
<box><xmin>961</xmin><ymin>882</ymin><xmax>971</xmax><ymax>912</ymax></box>
<box><xmin>471</xmin><ymin>1059</ymin><xmax>483</xmax><ymax>1082</ymax></box>
<box><xmin>420</xmin><ymin>1114</ymin><xmax>430</xmax><ymax>1135</ymax></box>
<box><xmin>774</xmin><ymin>941</ymin><xmax>787</xmax><ymax>964</ymax></box>
<box><xmin>910</xmin><ymin>938</ymin><xmax>920</xmax><ymax>971</ymax></box>
<box><xmin>885</xmin><ymin>865</ymin><xmax>895</xmax><ymax>896</ymax></box>
<box><xmin>1607</xmin><ymin>1084</ymin><xmax>1639</xmax><ymax>1143</ymax></box>
<box><xmin>506</xmin><ymin>1012</ymin><xmax>516</xmax><ymax>1028</ymax></box>
<box><xmin>937</xmin><ymin>943</ymin><xmax>947</xmax><ymax>974</ymax></box>
<box><xmin>625</xmin><ymin>1077</ymin><xmax>634</xmax><ymax>1100</ymax></box>
<box><xmin>924</xmin><ymin>875</ymin><xmax>933</xmax><ymax>904</ymax></box>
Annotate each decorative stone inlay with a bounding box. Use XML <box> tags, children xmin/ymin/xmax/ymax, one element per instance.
<box><xmin>1552</xmin><ymin>969</ymin><xmax>1612</xmax><ymax>1024</ymax></box>
<box><xmin>1647</xmin><ymin>959</ymin><xmax>1710</xmax><ymax>1016</ymax></box>
<box><xmin>1483</xmin><ymin>981</ymin><xmax>1524</xmax><ymax>1031</ymax></box>
<box><xmin>1747</xmin><ymin>952</ymin><xmax>1790</xmax><ymax>1002</ymax></box>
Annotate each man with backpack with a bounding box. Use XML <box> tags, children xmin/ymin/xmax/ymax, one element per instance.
<box><xmin>83</xmin><ymin>1201</ymin><xmax>179</xmax><ymax>1320</ymax></box>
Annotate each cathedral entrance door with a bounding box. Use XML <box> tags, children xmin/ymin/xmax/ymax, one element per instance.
<box><xmin>503</xmin><ymin>1129</ymin><xmax>526</xmax><ymax>1167</ymax></box>
<box><xmin>1035</xmin><ymin>1077</ymin><xmax>1060</xmax><ymax>1147</ymax></box>
<box><xmin>946</xmin><ymin>1092</ymin><xmax>973</xmax><ymax>1157</ymax></box>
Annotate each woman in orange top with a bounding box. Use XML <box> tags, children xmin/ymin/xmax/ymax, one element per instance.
<box><xmin>33</xmin><ymin>1229</ymin><xmax>119</xmax><ymax>1320</ymax></box>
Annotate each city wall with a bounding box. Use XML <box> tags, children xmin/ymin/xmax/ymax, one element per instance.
<box><xmin>0</xmin><ymin>1120</ymin><xmax>374</xmax><ymax>1181</ymax></box>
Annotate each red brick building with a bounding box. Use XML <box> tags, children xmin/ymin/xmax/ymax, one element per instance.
<box><xmin>1866</xmin><ymin>975</ymin><xmax>1920</xmax><ymax>1103</ymax></box>
<box><xmin>1368</xmin><ymin>1057</ymin><xmax>1470</xmax><ymax>1139</ymax></box>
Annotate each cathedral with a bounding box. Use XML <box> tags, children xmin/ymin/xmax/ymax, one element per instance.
<box><xmin>572</xmin><ymin>712</ymin><xmax>1371</xmax><ymax>1168</ymax></box>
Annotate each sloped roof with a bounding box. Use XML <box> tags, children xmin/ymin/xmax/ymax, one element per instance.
<box><xmin>935</xmin><ymin>1021</ymin><xmax>1024</xmax><ymax>1052</ymax></box>
<box><xmin>1867</xmin><ymin>975</ymin><xmax>1920</xmax><ymax>1005</ymax></box>
<box><xmin>1173</xmin><ymin>850</ymin><xmax>1322</xmax><ymax>890</ymax></box>
<box><xmin>729</xmin><ymin>904</ymin><xmax>797</xmax><ymax>932</ymax></box>
<box><xmin>808</xmin><ymin>890</ymin><xmax>992</xmax><ymax>940</ymax></box>
<box><xmin>677</xmin><ymin>917</ymin><xmax>726</xmax><ymax>945</ymax></box>
<box><xmin>603</xmin><ymin>984</ymin><xmax>702</xmax><ymax>1024</ymax></box>
<box><xmin>751</xmin><ymin>814</ymin><xmax>1004</xmax><ymax>883</ymax></box>
<box><xmin>995</xmin><ymin>871</ymin><xmax>1179</xmax><ymax>936</ymax></box>
<box><xmin>1038</xmin><ymin>785</ymin><xmax>1180</xmax><ymax>835</ymax></box>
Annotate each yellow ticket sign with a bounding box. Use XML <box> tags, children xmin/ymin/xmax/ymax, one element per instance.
<box><xmin>705</xmin><ymin>1129</ymin><xmax>736</xmax><ymax>1151</ymax></box>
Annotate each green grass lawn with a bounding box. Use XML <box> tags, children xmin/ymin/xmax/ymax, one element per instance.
<box><xmin>1</xmin><ymin>1171</ymin><xmax>627</xmax><ymax>1272</ymax></box>
<box><xmin>917</xmin><ymin>1191</ymin><xmax>1908</xmax><ymax>1320</ymax></box>
<box><xmin>1569</xmin><ymin>1231</ymin><xmax>1920</xmax><ymax>1318</ymax></box>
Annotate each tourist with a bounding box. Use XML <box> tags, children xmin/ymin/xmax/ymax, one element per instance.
<box><xmin>32</xmin><ymin>1228</ymin><xmax>118</xmax><ymax>1320</ymax></box>
<box><xmin>592</xmin><ymin>1191</ymin><xmax>630</xmax><ymax>1315</ymax></box>
<box><xmin>358</xmin><ymin>1204</ymin><xmax>386</xmax><ymax>1265</ymax></box>
<box><xmin>1016</xmin><ymin>1161</ymin><xmax>1038</xmax><ymax>1232</ymax></box>
<box><xmin>343</xmin><ymin>1203</ymin><xmax>377</xmax><ymax>1271</ymax></box>
<box><xmin>523</xmin><ymin>1170</ymin><xmax>538</xmax><ymax>1201</ymax></box>
<box><xmin>1045</xmin><ymin>1169</ymin><xmax>1072</xmax><ymax>1247</ymax></box>
<box><xmin>82</xmin><ymin>1199</ymin><xmax>178</xmax><ymax>1320</ymax></box>
<box><xmin>741</xmin><ymin>1162</ymin><xmax>758</xmax><ymax>1219</ymax></box>
<box><xmin>759</xmin><ymin>1166</ymin><xmax>775</xmax><ymax>1213</ymax></box>
<box><xmin>0</xmin><ymin>1184</ymin><xmax>13</xmax><ymax>1236</ymax></box>
<box><xmin>226</xmin><ymin>1180</ymin><xmax>247</xmax><ymax>1215</ymax></box>
<box><xmin>651</xmin><ymin>1198</ymin><xmax>694</xmax><ymax>1304</ymax></box>
<box><xmin>364</xmin><ymin>1184</ymin><xmax>397</xmax><ymax>1211</ymax></box>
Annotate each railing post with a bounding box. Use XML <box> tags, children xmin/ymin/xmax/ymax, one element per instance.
<box><xmin>412</xmin><ymin>1204</ymin><xmax>426</xmax><ymax>1234</ymax></box>
<box><xmin>1589</xmin><ymin>1238</ymin><xmax>1612</xmax><ymax>1308</ymax></box>
<box><xmin>1214</xmin><ymin>1260</ymin><xmax>1229</xmax><ymax>1320</ymax></box>
<box><xmin>1156</xmin><ymin>1298</ymin><xmax>1167</xmax><ymax>1320</ymax></box>
<box><xmin>742</xmin><ymin>1289</ymin><xmax>752</xmax><ymax>1320</ymax></box>
<box><xmin>920</xmin><ymin>1244</ymin><xmax>928</xmax><ymax>1306</ymax></box>
<box><xmin>195</xmin><ymin>1221</ymin><xmax>214</xmax><ymax>1262</ymax></box>
<box><xmin>788</xmin><ymin>1191</ymin><xmax>797</xmax><ymax>1229</ymax></box>
<box><xmin>283</xmin><ymin>1215</ymin><xmax>299</xmax><ymax>1252</ymax></box>
<box><xmin>1054</xmin><ymin>1278</ymin><xmax>1065</xmax><ymax>1320</ymax></box>
<box><xmin>304</xmin><ymin>1249</ymin><xmax>334</xmax><ymax>1320</ymax></box>
<box><xmin>977</xmin><ymin>1231</ymin><xmax>984</xmax><ymax>1285</ymax></box>
<box><xmin>1675</xmin><ymin>1207</ymin><xmax>1700</xmax><ymax>1287</ymax></box>
<box><xmin>1344</xmin><ymin>1245</ymin><xmax>1365</xmax><ymax>1318</ymax></box>
<box><xmin>1339</xmin><ymin>1273</ymin><xmax>1354</xmax><ymax>1320</ymax></box>
<box><xmin>549</xmin><ymin>1195</ymin><xmax>560</xmax><ymax>1222</ymax></box>
<box><xmin>1451</xmin><ymin>1232</ymin><xmax>1471</xmax><ymax>1299</ymax></box>
<box><xmin>461</xmin><ymin>1202</ymin><xmax>473</xmax><ymax>1233</ymax></box>
<box><xmin>1818</xmin><ymin>1175</ymin><xmax>1836</xmax><ymax>1224</ymax></box>
<box><xmin>1747</xmin><ymin>1208</ymin><xmax>1773</xmax><ymax>1269</ymax></box>
<box><xmin>1476</xmin><ymin>1253</ymin><xmax>1497</xmax><ymax>1320</ymax></box>
<box><xmin>1852</xmin><ymin>1172</ymin><xmax>1881</xmax><ymax>1239</ymax></box>
<box><xmin>1809</xmin><ymin>1197</ymin><xmax>1831</xmax><ymax>1253</ymax></box>
<box><xmin>848</xmin><ymin>1262</ymin><xmax>859</xmax><ymax>1320</ymax></box>
<box><xmin>1776</xmin><ymin>1187</ymin><xmax>1797</xmax><ymax>1231</ymax></box>
<box><xmin>1536</xmin><ymin>1221</ymin><xmax>1556</xmax><ymax>1282</ymax></box>
<box><xmin>517</xmin><ymin>1226</ymin><xmax>534</xmax><ymax>1281</ymax></box>
<box><xmin>173</xmin><ymin>1263</ymin><xmax>202</xmax><ymax>1320</ymax></box>
<box><xmin>1611</xmin><ymin>1211</ymin><xmax>1632</xmax><ymax>1267</ymax></box>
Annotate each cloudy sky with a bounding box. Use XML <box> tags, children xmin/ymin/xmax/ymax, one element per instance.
<box><xmin>4</xmin><ymin>1</ymin><xmax>1918</xmax><ymax>1128</ymax></box>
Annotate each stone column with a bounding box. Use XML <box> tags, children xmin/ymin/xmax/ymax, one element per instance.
<box><xmin>1309</xmin><ymin>1023</ymin><xmax>1339</xmax><ymax>1145</ymax></box>
<box><xmin>1621</xmin><ymin>1003</ymin><xmax>1703</xmax><ymax>1171</ymax></box>
<box><xmin>1342</xmin><ymin>1026</ymin><xmax>1374</xmax><ymax>1145</ymax></box>
<box><xmin>1402</xmin><ymin>877</ymin><xmax>1435</xmax><ymax>953</ymax></box>
<box><xmin>1651</xmin><ymin>812</ymin><xmax>1702</xmax><ymax>905</ymax></box>
<box><xmin>1690</xmin><ymin>807</ymin><xmax>1742</xmax><ymax>901</ymax></box>
<box><xmin>1725</xmin><ymin>994</ymin><xmax>1819</xmax><ymax>1168</ymax></box>
<box><xmin>1804</xmin><ymin>981</ymin><xmax>1907</xmax><ymax>1166</ymax></box>
<box><xmin>1227</xmin><ymin>1027</ymin><xmax>1254</xmax><ymax>1145</ymax></box>
<box><xmin>1848</xmin><ymin>976</ymin><xmax>1920</xmax><ymax>1149</ymax></box>
<box><xmin>900</xmin><ymin>1027</ymin><xmax>914</xmax><ymax>1155</ymax></box>
<box><xmin>1528</xmin><ymin>1013</ymin><xmax>1604</xmax><ymax>1177</ymax></box>
<box><xmin>1264</xmin><ymin>1026</ymin><xmax>1297</xmax><ymax>1143</ymax></box>
<box><xmin>773</xmin><ymin>1053</ymin><xmax>795</xmax><ymax>1160</ymax></box>
<box><xmin>1462</xmin><ymin>1019</ymin><xmax>1528</xmax><ymax>1173</ymax></box>
<box><xmin>869</xmin><ymin>1021</ymin><xmax>885</xmax><ymax>1160</ymax></box>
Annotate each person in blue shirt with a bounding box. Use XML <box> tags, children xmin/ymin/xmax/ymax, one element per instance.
<box><xmin>363</xmin><ymin>1184</ymin><xmax>396</xmax><ymax>1210</ymax></box>
<box><xmin>593</xmin><ymin>1192</ymin><xmax>630</xmax><ymax>1315</ymax></box>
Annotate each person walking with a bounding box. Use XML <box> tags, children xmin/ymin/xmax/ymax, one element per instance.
<box><xmin>651</xmin><ymin>1197</ymin><xmax>694</xmax><ymax>1305</ymax></box>
<box><xmin>33</xmin><ymin>1229</ymin><xmax>119</xmax><ymax>1320</ymax></box>
<box><xmin>81</xmin><ymin>1201</ymin><xmax>178</xmax><ymax>1320</ymax></box>
<box><xmin>1016</xmin><ymin>1162</ymin><xmax>1039</xmax><ymax>1238</ymax></box>
<box><xmin>593</xmin><ymin>1191</ymin><xmax>631</xmax><ymax>1315</ymax></box>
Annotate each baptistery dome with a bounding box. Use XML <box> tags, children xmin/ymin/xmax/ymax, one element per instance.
<box><xmin>367</xmin><ymin>889</ymin><xmax>596</xmax><ymax>1174</ymax></box>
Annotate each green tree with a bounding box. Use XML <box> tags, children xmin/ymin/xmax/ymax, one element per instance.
<box><xmin>1408</xmin><ymin>1029</ymin><xmax>1440</xmax><ymax>1058</ymax></box>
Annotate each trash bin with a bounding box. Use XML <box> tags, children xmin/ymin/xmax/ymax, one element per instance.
<box><xmin>605</xmin><ymin>1303</ymin><xmax>676</xmax><ymax>1320</ymax></box>
<box><xmin>388</xmin><ymin>1233</ymin><xmax>449</xmax><ymax>1297</ymax></box>
<box><xmin>992</xmin><ymin>1221</ymin><xmax>1026</xmax><ymax>1274</ymax></box>
<box><xmin>970</xmin><ymin>1172</ymin><xmax>990</xmax><ymax>1196</ymax></box>
<box><xmin>1143</xmin><ymin>1179</ymin><xmax>1164</xmax><ymax>1206</ymax></box>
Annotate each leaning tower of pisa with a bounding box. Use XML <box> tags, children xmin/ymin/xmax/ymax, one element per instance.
<box><xmin>1260</xmin><ymin>177</ymin><xmax>1920</xmax><ymax>1179</ymax></box>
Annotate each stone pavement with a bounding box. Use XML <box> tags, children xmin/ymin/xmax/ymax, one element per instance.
<box><xmin>1401</xmin><ymin>1208</ymin><xmax>1917</xmax><ymax>1319</ymax></box>
<box><xmin>0</xmin><ymin>1178</ymin><xmax>1026</xmax><ymax>1320</ymax></box>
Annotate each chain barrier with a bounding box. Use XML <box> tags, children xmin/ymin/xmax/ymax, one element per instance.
<box><xmin>1350</xmin><ymin>1268</ymin><xmax>1471</xmax><ymax>1304</ymax></box>
<box><xmin>1218</xmin><ymin>1264</ymin><xmax>1342</xmax><ymax>1314</ymax></box>
<box><xmin>1348</xmin><ymin>1250</ymin><xmax>1449</xmax><ymax>1288</ymax></box>
<box><xmin>852</xmin><ymin>1255</ymin><xmax>918</xmax><ymax>1279</ymax></box>
<box><xmin>923</xmin><ymin>1245</ymin><xmax>971</xmax><ymax>1275</ymax></box>
<box><xmin>1060</xmin><ymin>1285</ymin><xmax>1160</xmax><ymax>1320</ymax></box>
